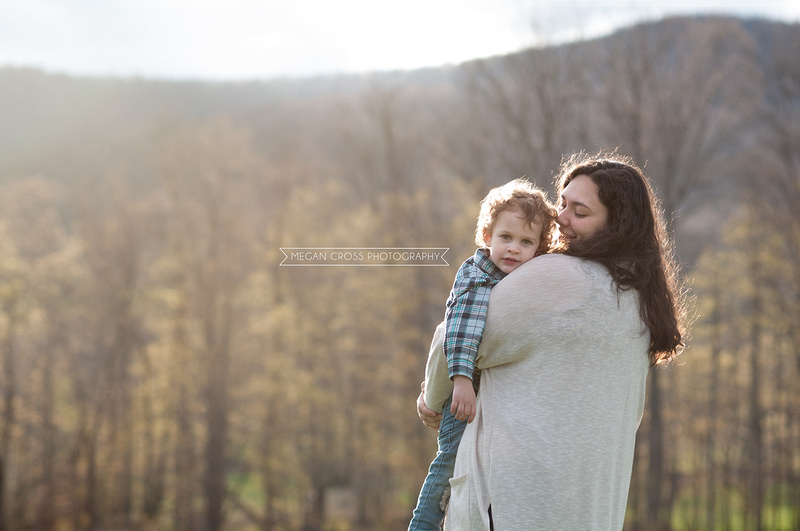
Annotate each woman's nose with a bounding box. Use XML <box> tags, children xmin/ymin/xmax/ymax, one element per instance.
<box><xmin>557</xmin><ymin>211</ymin><xmax>569</xmax><ymax>227</ymax></box>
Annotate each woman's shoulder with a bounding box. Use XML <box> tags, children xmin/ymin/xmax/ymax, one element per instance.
<box><xmin>484</xmin><ymin>255</ymin><xmax>596</xmax><ymax>343</ymax></box>
<box><xmin>493</xmin><ymin>254</ymin><xmax>610</xmax><ymax>303</ymax></box>
<box><xmin>529</xmin><ymin>253</ymin><xmax>609</xmax><ymax>275</ymax></box>
<box><xmin>510</xmin><ymin>253</ymin><xmax>592</xmax><ymax>279</ymax></box>
<box><xmin>533</xmin><ymin>252</ymin><xmax>579</xmax><ymax>266</ymax></box>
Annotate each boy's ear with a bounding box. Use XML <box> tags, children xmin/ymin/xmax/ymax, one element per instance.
<box><xmin>482</xmin><ymin>230</ymin><xmax>492</xmax><ymax>246</ymax></box>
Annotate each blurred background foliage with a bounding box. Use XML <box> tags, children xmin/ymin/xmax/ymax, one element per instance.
<box><xmin>0</xmin><ymin>15</ymin><xmax>798</xmax><ymax>531</ymax></box>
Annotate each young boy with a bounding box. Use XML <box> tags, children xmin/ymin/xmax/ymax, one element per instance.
<box><xmin>409</xmin><ymin>178</ymin><xmax>557</xmax><ymax>530</ymax></box>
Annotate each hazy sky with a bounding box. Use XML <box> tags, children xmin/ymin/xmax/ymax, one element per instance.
<box><xmin>2</xmin><ymin>0</ymin><xmax>798</xmax><ymax>80</ymax></box>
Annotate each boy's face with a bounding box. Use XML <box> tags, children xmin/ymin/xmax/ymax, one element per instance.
<box><xmin>484</xmin><ymin>209</ymin><xmax>542</xmax><ymax>274</ymax></box>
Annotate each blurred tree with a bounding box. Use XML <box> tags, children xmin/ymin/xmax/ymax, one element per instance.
<box><xmin>0</xmin><ymin>178</ymin><xmax>72</xmax><ymax>529</ymax></box>
<box><xmin>0</xmin><ymin>15</ymin><xmax>798</xmax><ymax>531</ymax></box>
<box><xmin>594</xmin><ymin>18</ymin><xmax>761</xmax><ymax>529</ymax></box>
<box><xmin>451</xmin><ymin>43</ymin><xmax>588</xmax><ymax>192</ymax></box>
<box><xmin>155</xmin><ymin>117</ymin><xmax>264</xmax><ymax>531</ymax></box>
<box><xmin>64</xmin><ymin>175</ymin><xmax>147</xmax><ymax>529</ymax></box>
<box><xmin>746</xmin><ymin>21</ymin><xmax>800</xmax><ymax>524</ymax></box>
<box><xmin>0</xmin><ymin>227</ymin><xmax>24</xmax><ymax>531</ymax></box>
<box><xmin>688</xmin><ymin>206</ymin><xmax>800</xmax><ymax>530</ymax></box>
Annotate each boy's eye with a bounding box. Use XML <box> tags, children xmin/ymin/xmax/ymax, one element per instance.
<box><xmin>522</xmin><ymin>239</ymin><xmax>532</xmax><ymax>245</ymax></box>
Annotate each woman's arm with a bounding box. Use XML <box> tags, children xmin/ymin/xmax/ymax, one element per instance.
<box><xmin>422</xmin><ymin>321</ymin><xmax>452</xmax><ymax>412</ymax></box>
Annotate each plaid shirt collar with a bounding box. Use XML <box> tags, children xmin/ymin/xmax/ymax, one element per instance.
<box><xmin>473</xmin><ymin>248</ymin><xmax>506</xmax><ymax>281</ymax></box>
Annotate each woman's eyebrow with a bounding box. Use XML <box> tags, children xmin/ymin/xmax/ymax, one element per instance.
<box><xmin>561</xmin><ymin>193</ymin><xmax>594</xmax><ymax>212</ymax></box>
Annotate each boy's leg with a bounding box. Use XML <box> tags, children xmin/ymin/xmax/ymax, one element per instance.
<box><xmin>408</xmin><ymin>397</ymin><xmax>467</xmax><ymax>531</ymax></box>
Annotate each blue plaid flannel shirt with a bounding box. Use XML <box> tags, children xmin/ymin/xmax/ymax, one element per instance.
<box><xmin>444</xmin><ymin>248</ymin><xmax>506</xmax><ymax>381</ymax></box>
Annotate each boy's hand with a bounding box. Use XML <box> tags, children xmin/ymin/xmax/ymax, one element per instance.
<box><xmin>451</xmin><ymin>375</ymin><xmax>476</xmax><ymax>423</ymax></box>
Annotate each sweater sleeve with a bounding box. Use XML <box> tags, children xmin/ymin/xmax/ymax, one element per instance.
<box><xmin>423</xmin><ymin>321</ymin><xmax>452</xmax><ymax>413</ymax></box>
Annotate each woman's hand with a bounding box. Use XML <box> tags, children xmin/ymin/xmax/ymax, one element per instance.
<box><xmin>417</xmin><ymin>381</ymin><xmax>441</xmax><ymax>430</ymax></box>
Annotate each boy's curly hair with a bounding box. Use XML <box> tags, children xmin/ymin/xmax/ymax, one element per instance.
<box><xmin>475</xmin><ymin>178</ymin><xmax>558</xmax><ymax>253</ymax></box>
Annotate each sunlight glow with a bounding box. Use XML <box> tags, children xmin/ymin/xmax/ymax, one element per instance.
<box><xmin>0</xmin><ymin>0</ymin><xmax>797</xmax><ymax>80</ymax></box>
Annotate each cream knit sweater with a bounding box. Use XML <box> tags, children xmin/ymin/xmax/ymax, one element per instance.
<box><xmin>424</xmin><ymin>253</ymin><xmax>650</xmax><ymax>530</ymax></box>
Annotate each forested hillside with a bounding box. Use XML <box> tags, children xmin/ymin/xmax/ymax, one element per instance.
<box><xmin>0</xmin><ymin>15</ymin><xmax>798</xmax><ymax>530</ymax></box>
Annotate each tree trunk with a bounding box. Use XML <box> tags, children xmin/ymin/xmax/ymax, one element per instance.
<box><xmin>705</xmin><ymin>279</ymin><xmax>723</xmax><ymax>531</ymax></box>
<box><xmin>204</xmin><ymin>347</ymin><xmax>229</xmax><ymax>531</ymax></box>
<box><xmin>746</xmin><ymin>252</ymin><xmax>764</xmax><ymax>531</ymax></box>
<box><xmin>40</xmin><ymin>340</ymin><xmax>57</xmax><ymax>530</ymax></box>
<box><xmin>646</xmin><ymin>369</ymin><xmax>667</xmax><ymax>530</ymax></box>
<box><xmin>0</xmin><ymin>305</ymin><xmax>19</xmax><ymax>531</ymax></box>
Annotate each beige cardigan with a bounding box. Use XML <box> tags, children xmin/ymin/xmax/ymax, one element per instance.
<box><xmin>424</xmin><ymin>254</ymin><xmax>650</xmax><ymax>530</ymax></box>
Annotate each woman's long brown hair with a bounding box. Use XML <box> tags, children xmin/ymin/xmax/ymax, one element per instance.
<box><xmin>554</xmin><ymin>152</ymin><xmax>688</xmax><ymax>365</ymax></box>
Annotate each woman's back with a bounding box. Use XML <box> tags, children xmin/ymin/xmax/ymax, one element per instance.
<box><xmin>447</xmin><ymin>253</ymin><xmax>650</xmax><ymax>530</ymax></box>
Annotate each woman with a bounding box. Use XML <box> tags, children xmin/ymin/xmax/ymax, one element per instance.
<box><xmin>417</xmin><ymin>153</ymin><xmax>687</xmax><ymax>530</ymax></box>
